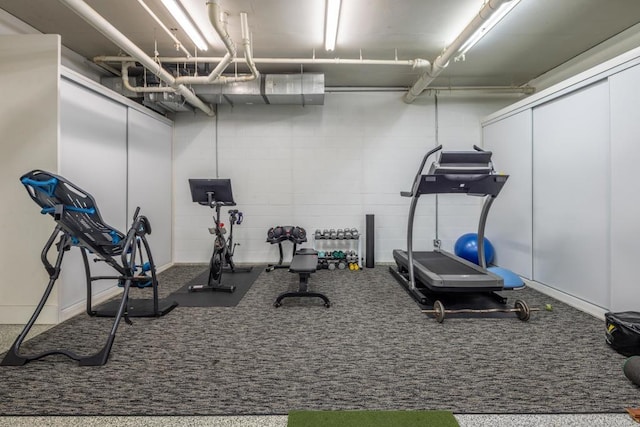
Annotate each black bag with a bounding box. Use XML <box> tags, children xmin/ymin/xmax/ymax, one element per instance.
<box><xmin>605</xmin><ymin>311</ymin><xmax>640</xmax><ymax>356</ymax></box>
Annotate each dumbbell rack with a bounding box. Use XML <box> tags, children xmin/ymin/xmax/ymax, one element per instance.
<box><xmin>313</xmin><ymin>229</ymin><xmax>362</xmax><ymax>270</ymax></box>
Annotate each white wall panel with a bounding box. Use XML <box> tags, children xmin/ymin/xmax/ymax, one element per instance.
<box><xmin>0</xmin><ymin>34</ymin><xmax>59</xmax><ymax>323</ymax></box>
<box><xmin>127</xmin><ymin>108</ymin><xmax>173</xmax><ymax>268</ymax></box>
<box><xmin>532</xmin><ymin>81</ymin><xmax>610</xmax><ymax>308</ymax></box>
<box><xmin>59</xmin><ymin>78</ymin><xmax>128</xmax><ymax>310</ymax></box>
<box><xmin>173</xmin><ymin>113</ymin><xmax>219</xmax><ymax>262</ymax></box>
<box><xmin>609</xmin><ymin>64</ymin><xmax>640</xmax><ymax>312</ymax></box>
<box><xmin>435</xmin><ymin>97</ymin><xmax>518</xmax><ymax>252</ymax></box>
<box><xmin>483</xmin><ymin>110</ymin><xmax>533</xmax><ymax>278</ymax></box>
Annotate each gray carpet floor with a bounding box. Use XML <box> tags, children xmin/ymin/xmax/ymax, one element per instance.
<box><xmin>0</xmin><ymin>264</ymin><xmax>637</xmax><ymax>416</ymax></box>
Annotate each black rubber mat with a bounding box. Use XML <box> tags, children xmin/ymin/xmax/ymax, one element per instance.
<box><xmin>416</xmin><ymin>290</ymin><xmax>520</xmax><ymax>320</ymax></box>
<box><xmin>167</xmin><ymin>265</ymin><xmax>262</xmax><ymax>307</ymax></box>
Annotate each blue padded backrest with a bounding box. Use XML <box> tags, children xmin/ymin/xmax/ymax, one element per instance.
<box><xmin>21</xmin><ymin>170</ymin><xmax>126</xmax><ymax>256</ymax></box>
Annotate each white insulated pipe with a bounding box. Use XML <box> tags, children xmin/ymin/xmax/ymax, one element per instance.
<box><xmin>59</xmin><ymin>0</ymin><xmax>215</xmax><ymax>116</ymax></box>
<box><xmin>95</xmin><ymin>55</ymin><xmax>431</xmax><ymax>68</ymax></box>
<box><xmin>173</xmin><ymin>3</ymin><xmax>259</xmax><ymax>85</ymax></box>
<box><xmin>174</xmin><ymin>52</ymin><xmax>233</xmax><ymax>84</ymax></box>
<box><xmin>121</xmin><ymin>62</ymin><xmax>174</xmax><ymax>93</ymax></box>
<box><xmin>404</xmin><ymin>0</ymin><xmax>512</xmax><ymax>103</ymax></box>
<box><xmin>235</xmin><ymin>12</ymin><xmax>260</xmax><ymax>83</ymax></box>
<box><xmin>135</xmin><ymin>0</ymin><xmax>192</xmax><ymax>58</ymax></box>
<box><xmin>208</xmin><ymin>0</ymin><xmax>236</xmax><ymax>57</ymax></box>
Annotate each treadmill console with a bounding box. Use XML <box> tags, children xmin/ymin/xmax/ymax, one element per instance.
<box><xmin>418</xmin><ymin>149</ymin><xmax>507</xmax><ymax>196</ymax></box>
<box><xmin>427</xmin><ymin>151</ymin><xmax>494</xmax><ymax>175</ymax></box>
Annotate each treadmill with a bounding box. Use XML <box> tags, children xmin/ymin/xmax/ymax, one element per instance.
<box><xmin>390</xmin><ymin>144</ymin><xmax>509</xmax><ymax>306</ymax></box>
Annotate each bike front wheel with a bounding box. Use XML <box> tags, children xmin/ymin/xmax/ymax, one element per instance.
<box><xmin>208</xmin><ymin>237</ymin><xmax>225</xmax><ymax>286</ymax></box>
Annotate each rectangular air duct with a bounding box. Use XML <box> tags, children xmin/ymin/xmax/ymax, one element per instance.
<box><xmin>143</xmin><ymin>92</ymin><xmax>193</xmax><ymax>112</ymax></box>
<box><xmin>264</xmin><ymin>74</ymin><xmax>325</xmax><ymax>105</ymax></box>
<box><xmin>195</xmin><ymin>77</ymin><xmax>264</xmax><ymax>105</ymax></box>
<box><xmin>103</xmin><ymin>74</ymin><xmax>325</xmax><ymax>108</ymax></box>
<box><xmin>195</xmin><ymin>73</ymin><xmax>325</xmax><ymax>105</ymax></box>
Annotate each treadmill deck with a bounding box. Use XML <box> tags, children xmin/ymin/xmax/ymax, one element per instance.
<box><xmin>392</xmin><ymin>249</ymin><xmax>503</xmax><ymax>292</ymax></box>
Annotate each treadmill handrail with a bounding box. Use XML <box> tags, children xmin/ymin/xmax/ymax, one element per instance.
<box><xmin>401</xmin><ymin>145</ymin><xmax>442</xmax><ymax>197</ymax></box>
<box><xmin>401</xmin><ymin>146</ymin><xmax>507</xmax><ymax>293</ymax></box>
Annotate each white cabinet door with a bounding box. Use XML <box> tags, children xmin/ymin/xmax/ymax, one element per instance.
<box><xmin>127</xmin><ymin>108</ymin><xmax>173</xmax><ymax>268</ymax></box>
<box><xmin>532</xmin><ymin>80</ymin><xmax>610</xmax><ymax>308</ymax></box>
<box><xmin>59</xmin><ymin>77</ymin><xmax>128</xmax><ymax>310</ymax></box>
<box><xmin>609</xmin><ymin>64</ymin><xmax>640</xmax><ymax>312</ymax></box>
<box><xmin>483</xmin><ymin>110</ymin><xmax>533</xmax><ymax>279</ymax></box>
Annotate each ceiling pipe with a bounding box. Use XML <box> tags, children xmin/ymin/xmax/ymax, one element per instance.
<box><xmin>403</xmin><ymin>0</ymin><xmax>512</xmax><ymax>104</ymax></box>
<box><xmin>174</xmin><ymin>0</ymin><xmax>234</xmax><ymax>84</ymax></box>
<box><xmin>209</xmin><ymin>0</ymin><xmax>235</xmax><ymax>57</ymax></box>
<box><xmin>327</xmin><ymin>85</ymin><xmax>534</xmax><ymax>94</ymax></box>
<box><xmin>235</xmin><ymin>12</ymin><xmax>260</xmax><ymax>82</ymax></box>
<box><xmin>174</xmin><ymin>7</ymin><xmax>259</xmax><ymax>85</ymax></box>
<box><xmin>83</xmin><ymin>0</ymin><xmax>258</xmax><ymax>97</ymax></box>
<box><xmin>136</xmin><ymin>0</ymin><xmax>192</xmax><ymax>58</ymax></box>
<box><xmin>121</xmin><ymin>62</ymin><xmax>174</xmax><ymax>93</ymax></box>
<box><xmin>95</xmin><ymin>55</ymin><xmax>430</xmax><ymax>68</ymax></box>
<box><xmin>59</xmin><ymin>0</ymin><xmax>215</xmax><ymax>116</ymax></box>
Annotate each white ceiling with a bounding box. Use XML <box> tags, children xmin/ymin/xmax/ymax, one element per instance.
<box><xmin>1</xmin><ymin>0</ymin><xmax>640</xmax><ymax>88</ymax></box>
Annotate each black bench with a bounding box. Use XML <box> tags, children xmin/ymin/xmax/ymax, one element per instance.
<box><xmin>274</xmin><ymin>248</ymin><xmax>330</xmax><ymax>308</ymax></box>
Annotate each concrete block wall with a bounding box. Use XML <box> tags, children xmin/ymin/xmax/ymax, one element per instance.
<box><xmin>173</xmin><ymin>92</ymin><xmax>516</xmax><ymax>264</ymax></box>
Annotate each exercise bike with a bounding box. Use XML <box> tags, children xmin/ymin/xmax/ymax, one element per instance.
<box><xmin>221</xmin><ymin>209</ymin><xmax>252</xmax><ymax>274</ymax></box>
<box><xmin>187</xmin><ymin>178</ymin><xmax>251</xmax><ymax>293</ymax></box>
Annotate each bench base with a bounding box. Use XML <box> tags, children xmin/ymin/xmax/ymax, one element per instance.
<box><xmin>274</xmin><ymin>251</ymin><xmax>330</xmax><ymax>308</ymax></box>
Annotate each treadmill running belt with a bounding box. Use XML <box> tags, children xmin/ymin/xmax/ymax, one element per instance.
<box><xmin>392</xmin><ymin>249</ymin><xmax>503</xmax><ymax>292</ymax></box>
<box><xmin>413</xmin><ymin>252</ymin><xmax>481</xmax><ymax>275</ymax></box>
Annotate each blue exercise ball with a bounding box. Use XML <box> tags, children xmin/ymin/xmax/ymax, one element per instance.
<box><xmin>454</xmin><ymin>233</ymin><xmax>495</xmax><ymax>265</ymax></box>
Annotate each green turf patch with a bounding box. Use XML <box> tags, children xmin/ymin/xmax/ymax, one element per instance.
<box><xmin>287</xmin><ymin>410</ymin><xmax>459</xmax><ymax>427</ymax></box>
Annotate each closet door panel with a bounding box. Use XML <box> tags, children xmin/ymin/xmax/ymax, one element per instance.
<box><xmin>127</xmin><ymin>108</ymin><xmax>173</xmax><ymax>267</ymax></box>
<box><xmin>483</xmin><ymin>110</ymin><xmax>533</xmax><ymax>279</ymax></box>
<box><xmin>532</xmin><ymin>81</ymin><xmax>610</xmax><ymax>308</ymax></box>
<box><xmin>59</xmin><ymin>77</ymin><xmax>128</xmax><ymax>310</ymax></box>
<box><xmin>609</xmin><ymin>65</ymin><xmax>640</xmax><ymax>311</ymax></box>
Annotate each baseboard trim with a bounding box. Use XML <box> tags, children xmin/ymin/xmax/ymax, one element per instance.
<box><xmin>0</xmin><ymin>305</ymin><xmax>59</xmax><ymax>325</ymax></box>
<box><xmin>59</xmin><ymin>262</ymin><xmax>175</xmax><ymax>323</ymax></box>
<box><xmin>59</xmin><ymin>286</ymin><xmax>122</xmax><ymax>322</ymax></box>
<box><xmin>525</xmin><ymin>279</ymin><xmax>607</xmax><ymax>320</ymax></box>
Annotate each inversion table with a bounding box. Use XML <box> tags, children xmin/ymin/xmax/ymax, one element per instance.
<box><xmin>1</xmin><ymin>170</ymin><xmax>177</xmax><ymax>366</ymax></box>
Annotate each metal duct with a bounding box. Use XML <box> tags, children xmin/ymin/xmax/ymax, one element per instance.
<box><xmin>144</xmin><ymin>92</ymin><xmax>193</xmax><ymax>112</ymax></box>
<box><xmin>192</xmin><ymin>73</ymin><xmax>325</xmax><ymax>106</ymax></box>
<box><xmin>195</xmin><ymin>78</ymin><xmax>264</xmax><ymax>105</ymax></box>
<box><xmin>103</xmin><ymin>73</ymin><xmax>325</xmax><ymax>108</ymax></box>
<box><xmin>264</xmin><ymin>74</ymin><xmax>324</xmax><ymax>105</ymax></box>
